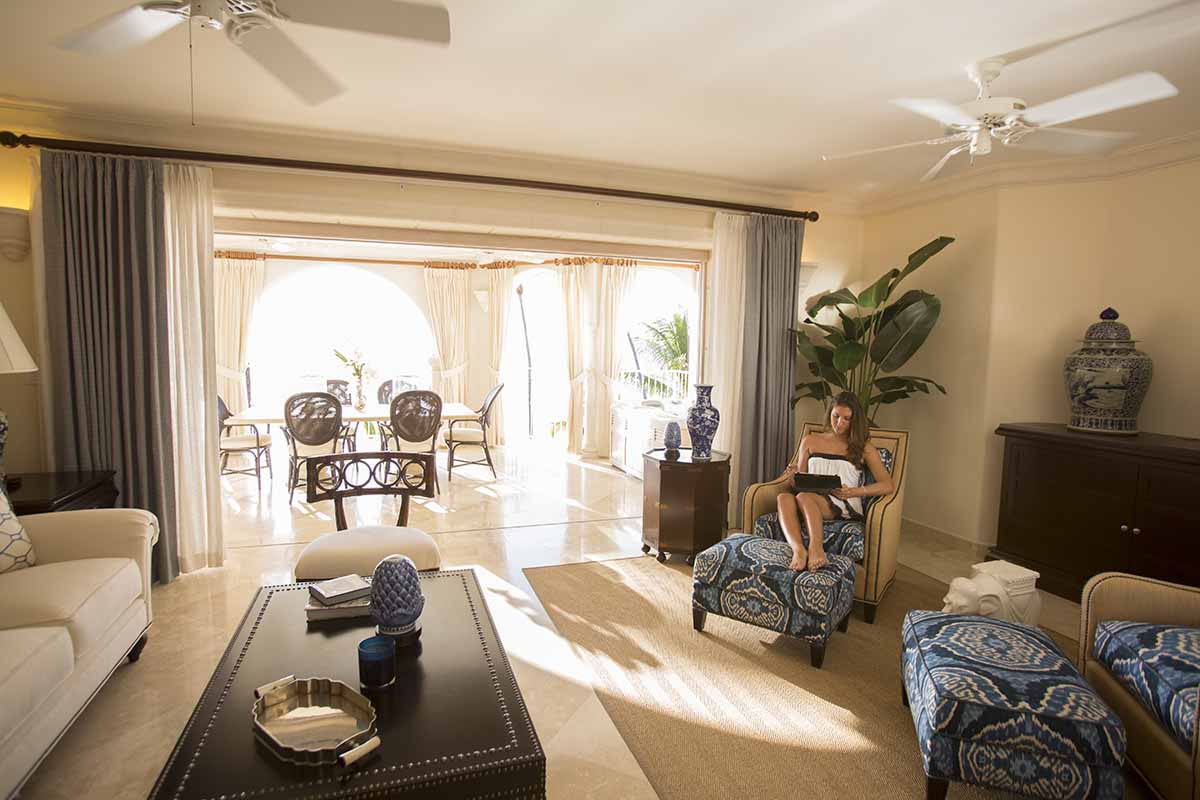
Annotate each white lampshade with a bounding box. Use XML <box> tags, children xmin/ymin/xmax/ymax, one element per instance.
<box><xmin>0</xmin><ymin>300</ymin><xmax>36</xmax><ymax>374</ymax></box>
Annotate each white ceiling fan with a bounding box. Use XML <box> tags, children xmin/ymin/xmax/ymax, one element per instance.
<box><xmin>822</xmin><ymin>1</ymin><xmax>1196</xmax><ymax>182</ymax></box>
<box><xmin>55</xmin><ymin>0</ymin><xmax>452</xmax><ymax>106</ymax></box>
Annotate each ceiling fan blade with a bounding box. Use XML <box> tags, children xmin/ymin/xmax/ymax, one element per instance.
<box><xmin>892</xmin><ymin>98</ymin><xmax>979</xmax><ymax>129</ymax></box>
<box><xmin>821</xmin><ymin>133</ymin><xmax>969</xmax><ymax>161</ymax></box>
<box><xmin>988</xmin><ymin>0</ymin><xmax>1197</xmax><ymax>65</ymax></box>
<box><xmin>232</xmin><ymin>20</ymin><xmax>344</xmax><ymax>105</ymax></box>
<box><xmin>274</xmin><ymin>0</ymin><xmax>451</xmax><ymax>44</ymax></box>
<box><xmin>1015</xmin><ymin>127</ymin><xmax>1134</xmax><ymax>156</ymax></box>
<box><xmin>920</xmin><ymin>144</ymin><xmax>969</xmax><ymax>183</ymax></box>
<box><xmin>56</xmin><ymin>4</ymin><xmax>185</xmax><ymax>53</ymax></box>
<box><xmin>1022</xmin><ymin>72</ymin><xmax>1178</xmax><ymax>127</ymax></box>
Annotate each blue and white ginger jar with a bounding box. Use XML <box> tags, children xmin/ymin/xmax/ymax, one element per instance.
<box><xmin>370</xmin><ymin>555</ymin><xmax>425</xmax><ymax>637</ymax></box>
<box><xmin>663</xmin><ymin>421</ymin><xmax>681</xmax><ymax>452</ymax></box>
<box><xmin>1063</xmin><ymin>308</ymin><xmax>1153</xmax><ymax>435</ymax></box>
<box><xmin>686</xmin><ymin>385</ymin><xmax>720</xmax><ymax>460</ymax></box>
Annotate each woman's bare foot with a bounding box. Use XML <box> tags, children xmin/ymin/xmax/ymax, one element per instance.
<box><xmin>789</xmin><ymin>548</ymin><xmax>808</xmax><ymax>571</ymax></box>
<box><xmin>807</xmin><ymin>547</ymin><xmax>828</xmax><ymax>572</ymax></box>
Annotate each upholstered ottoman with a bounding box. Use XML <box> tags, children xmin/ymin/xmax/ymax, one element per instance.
<box><xmin>901</xmin><ymin>611</ymin><xmax>1126</xmax><ymax>800</ymax></box>
<box><xmin>691</xmin><ymin>534</ymin><xmax>855</xmax><ymax>668</ymax></box>
<box><xmin>293</xmin><ymin>525</ymin><xmax>442</xmax><ymax>580</ymax></box>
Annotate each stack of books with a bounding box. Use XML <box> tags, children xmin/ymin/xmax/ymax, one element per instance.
<box><xmin>305</xmin><ymin>574</ymin><xmax>373</xmax><ymax>622</ymax></box>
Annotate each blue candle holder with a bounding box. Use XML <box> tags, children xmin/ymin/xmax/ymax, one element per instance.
<box><xmin>357</xmin><ymin>635</ymin><xmax>396</xmax><ymax>689</ymax></box>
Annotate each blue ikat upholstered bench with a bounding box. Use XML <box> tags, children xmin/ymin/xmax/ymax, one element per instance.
<box><xmin>902</xmin><ymin>611</ymin><xmax>1126</xmax><ymax>800</ymax></box>
<box><xmin>691</xmin><ymin>534</ymin><xmax>855</xmax><ymax>668</ymax></box>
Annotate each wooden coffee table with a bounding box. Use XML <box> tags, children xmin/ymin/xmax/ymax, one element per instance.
<box><xmin>149</xmin><ymin>570</ymin><xmax>545</xmax><ymax>799</ymax></box>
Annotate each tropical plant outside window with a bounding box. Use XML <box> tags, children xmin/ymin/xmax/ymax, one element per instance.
<box><xmin>617</xmin><ymin>268</ymin><xmax>698</xmax><ymax>405</ymax></box>
<box><xmin>622</xmin><ymin>310</ymin><xmax>690</xmax><ymax>401</ymax></box>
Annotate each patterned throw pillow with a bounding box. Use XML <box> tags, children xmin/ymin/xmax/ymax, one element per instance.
<box><xmin>0</xmin><ymin>484</ymin><xmax>35</xmax><ymax>574</ymax></box>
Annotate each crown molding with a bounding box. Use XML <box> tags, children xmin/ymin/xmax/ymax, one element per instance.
<box><xmin>0</xmin><ymin>96</ymin><xmax>861</xmax><ymax>217</ymax></box>
<box><xmin>858</xmin><ymin>129</ymin><xmax>1200</xmax><ymax>216</ymax></box>
<box><xmin>0</xmin><ymin>207</ymin><xmax>30</xmax><ymax>261</ymax></box>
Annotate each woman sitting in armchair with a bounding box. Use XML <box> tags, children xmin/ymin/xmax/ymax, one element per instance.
<box><xmin>778</xmin><ymin>392</ymin><xmax>894</xmax><ymax>572</ymax></box>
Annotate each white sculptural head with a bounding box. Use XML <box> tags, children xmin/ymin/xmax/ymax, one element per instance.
<box><xmin>941</xmin><ymin>575</ymin><xmax>1004</xmax><ymax>617</ymax></box>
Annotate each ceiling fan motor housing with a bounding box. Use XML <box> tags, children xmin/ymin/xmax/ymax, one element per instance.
<box><xmin>956</xmin><ymin>97</ymin><xmax>1028</xmax><ymax>130</ymax></box>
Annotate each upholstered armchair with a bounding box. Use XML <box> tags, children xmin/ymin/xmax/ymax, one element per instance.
<box><xmin>1080</xmin><ymin>573</ymin><xmax>1200</xmax><ymax>800</ymax></box>
<box><xmin>741</xmin><ymin>423</ymin><xmax>909</xmax><ymax>623</ymax></box>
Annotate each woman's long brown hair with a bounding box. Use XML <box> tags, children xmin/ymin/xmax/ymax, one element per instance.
<box><xmin>828</xmin><ymin>391</ymin><xmax>869</xmax><ymax>465</ymax></box>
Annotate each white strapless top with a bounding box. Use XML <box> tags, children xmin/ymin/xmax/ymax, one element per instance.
<box><xmin>807</xmin><ymin>452</ymin><xmax>864</xmax><ymax>518</ymax></box>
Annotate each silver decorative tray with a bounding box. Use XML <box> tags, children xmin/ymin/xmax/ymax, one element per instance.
<box><xmin>252</xmin><ymin>675</ymin><xmax>380</xmax><ymax>767</ymax></box>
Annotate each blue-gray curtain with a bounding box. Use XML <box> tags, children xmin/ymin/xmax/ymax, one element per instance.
<box><xmin>738</xmin><ymin>213</ymin><xmax>805</xmax><ymax>493</ymax></box>
<box><xmin>40</xmin><ymin>150</ymin><xmax>180</xmax><ymax>582</ymax></box>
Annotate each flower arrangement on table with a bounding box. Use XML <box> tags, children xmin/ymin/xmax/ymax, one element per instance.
<box><xmin>334</xmin><ymin>349</ymin><xmax>375</xmax><ymax>412</ymax></box>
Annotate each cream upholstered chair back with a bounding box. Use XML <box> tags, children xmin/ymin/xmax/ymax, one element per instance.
<box><xmin>741</xmin><ymin>421</ymin><xmax>909</xmax><ymax>622</ymax></box>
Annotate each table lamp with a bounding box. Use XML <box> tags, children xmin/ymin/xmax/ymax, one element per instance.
<box><xmin>0</xmin><ymin>298</ymin><xmax>38</xmax><ymax>490</ymax></box>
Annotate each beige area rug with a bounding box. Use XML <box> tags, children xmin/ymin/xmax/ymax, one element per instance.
<box><xmin>526</xmin><ymin>557</ymin><xmax>1083</xmax><ymax>800</ymax></box>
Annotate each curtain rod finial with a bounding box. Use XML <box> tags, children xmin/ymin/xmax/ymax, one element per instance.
<box><xmin>806</xmin><ymin>211</ymin><xmax>820</xmax><ymax>222</ymax></box>
<box><xmin>0</xmin><ymin>132</ymin><xmax>22</xmax><ymax>149</ymax></box>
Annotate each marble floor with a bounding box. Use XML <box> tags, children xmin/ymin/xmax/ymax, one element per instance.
<box><xmin>19</xmin><ymin>440</ymin><xmax>1086</xmax><ymax>799</ymax></box>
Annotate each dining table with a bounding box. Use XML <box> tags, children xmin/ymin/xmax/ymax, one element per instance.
<box><xmin>225</xmin><ymin>402</ymin><xmax>478</xmax><ymax>427</ymax></box>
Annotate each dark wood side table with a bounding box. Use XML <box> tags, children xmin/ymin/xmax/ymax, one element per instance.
<box><xmin>642</xmin><ymin>448</ymin><xmax>730</xmax><ymax>565</ymax></box>
<box><xmin>6</xmin><ymin>470</ymin><xmax>119</xmax><ymax>515</ymax></box>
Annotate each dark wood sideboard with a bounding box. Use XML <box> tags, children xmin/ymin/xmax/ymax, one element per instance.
<box><xmin>991</xmin><ymin>423</ymin><xmax>1200</xmax><ymax>600</ymax></box>
<box><xmin>7</xmin><ymin>470</ymin><xmax>119</xmax><ymax>516</ymax></box>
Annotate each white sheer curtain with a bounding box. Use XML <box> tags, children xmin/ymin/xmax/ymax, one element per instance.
<box><xmin>163</xmin><ymin>164</ymin><xmax>222</xmax><ymax>572</ymax></box>
<box><xmin>214</xmin><ymin>252</ymin><xmax>265</xmax><ymax>412</ymax></box>
<box><xmin>558</xmin><ymin>262</ymin><xmax>588</xmax><ymax>455</ymax></box>
<box><xmin>587</xmin><ymin>261</ymin><xmax>637</xmax><ymax>458</ymax></box>
<box><xmin>486</xmin><ymin>267</ymin><xmax>514</xmax><ymax>445</ymax></box>
<box><xmin>423</xmin><ymin>265</ymin><xmax>471</xmax><ymax>403</ymax></box>
<box><xmin>704</xmin><ymin>212</ymin><xmax>749</xmax><ymax>527</ymax></box>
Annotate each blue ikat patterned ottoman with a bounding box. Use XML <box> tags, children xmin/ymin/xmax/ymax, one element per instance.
<box><xmin>902</xmin><ymin>611</ymin><xmax>1126</xmax><ymax>800</ymax></box>
<box><xmin>691</xmin><ymin>533</ymin><xmax>855</xmax><ymax>669</ymax></box>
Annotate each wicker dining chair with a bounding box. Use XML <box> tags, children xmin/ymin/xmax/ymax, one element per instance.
<box><xmin>326</xmin><ymin>379</ymin><xmax>352</xmax><ymax>405</ymax></box>
<box><xmin>379</xmin><ymin>390</ymin><xmax>443</xmax><ymax>492</ymax></box>
<box><xmin>443</xmin><ymin>384</ymin><xmax>504</xmax><ymax>481</ymax></box>
<box><xmin>282</xmin><ymin>391</ymin><xmax>343</xmax><ymax>502</ymax></box>
<box><xmin>217</xmin><ymin>395</ymin><xmax>273</xmax><ymax>490</ymax></box>
<box><xmin>377</xmin><ymin>380</ymin><xmax>394</xmax><ymax>406</ymax></box>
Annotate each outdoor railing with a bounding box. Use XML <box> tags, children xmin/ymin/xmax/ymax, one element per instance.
<box><xmin>618</xmin><ymin>369</ymin><xmax>689</xmax><ymax>402</ymax></box>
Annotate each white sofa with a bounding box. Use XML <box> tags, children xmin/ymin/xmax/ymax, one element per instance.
<box><xmin>0</xmin><ymin>509</ymin><xmax>158</xmax><ymax>799</ymax></box>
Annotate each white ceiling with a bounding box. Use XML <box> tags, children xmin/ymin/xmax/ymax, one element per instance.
<box><xmin>3</xmin><ymin>0</ymin><xmax>1200</xmax><ymax>197</ymax></box>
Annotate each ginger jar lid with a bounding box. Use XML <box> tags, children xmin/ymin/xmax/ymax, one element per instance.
<box><xmin>1081</xmin><ymin>307</ymin><xmax>1134</xmax><ymax>344</ymax></box>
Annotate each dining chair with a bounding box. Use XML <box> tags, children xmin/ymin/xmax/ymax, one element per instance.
<box><xmin>326</xmin><ymin>379</ymin><xmax>352</xmax><ymax>405</ymax></box>
<box><xmin>443</xmin><ymin>384</ymin><xmax>504</xmax><ymax>481</ymax></box>
<box><xmin>282</xmin><ymin>391</ymin><xmax>344</xmax><ymax>502</ymax></box>
<box><xmin>379</xmin><ymin>390</ymin><xmax>443</xmax><ymax>492</ymax></box>
<box><xmin>217</xmin><ymin>395</ymin><xmax>272</xmax><ymax>490</ymax></box>
<box><xmin>377</xmin><ymin>379</ymin><xmax>394</xmax><ymax>406</ymax></box>
<box><xmin>305</xmin><ymin>450</ymin><xmax>437</xmax><ymax>530</ymax></box>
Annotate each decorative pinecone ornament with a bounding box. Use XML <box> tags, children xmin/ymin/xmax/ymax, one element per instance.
<box><xmin>370</xmin><ymin>555</ymin><xmax>425</xmax><ymax>647</ymax></box>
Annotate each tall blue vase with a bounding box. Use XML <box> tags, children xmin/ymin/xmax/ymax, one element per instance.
<box><xmin>686</xmin><ymin>385</ymin><xmax>720</xmax><ymax>461</ymax></box>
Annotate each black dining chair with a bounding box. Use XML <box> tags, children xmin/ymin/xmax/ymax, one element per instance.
<box><xmin>282</xmin><ymin>391</ymin><xmax>343</xmax><ymax>502</ymax></box>
<box><xmin>379</xmin><ymin>391</ymin><xmax>443</xmax><ymax>492</ymax></box>
<box><xmin>443</xmin><ymin>384</ymin><xmax>504</xmax><ymax>481</ymax></box>
<box><xmin>377</xmin><ymin>380</ymin><xmax>394</xmax><ymax>406</ymax></box>
<box><xmin>305</xmin><ymin>451</ymin><xmax>436</xmax><ymax>530</ymax></box>
<box><xmin>326</xmin><ymin>379</ymin><xmax>352</xmax><ymax>405</ymax></box>
<box><xmin>217</xmin><ymin>396</ymin><xmax>272</xmax><ymax>490</ymax></box>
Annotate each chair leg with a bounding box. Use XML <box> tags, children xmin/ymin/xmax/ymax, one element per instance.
<box><xmin>925</xmin><ymin>777</ymin><xmax>949</xmax><ymax>800</ymax></box>
<box><xmin>482</xmin><ymin>439</ymin><xmax>497</xmax><ymax>479</ymax></box>
<box><xmin>447</xmin><ymin>442</ymin><xmax>455</xmax><ymax>482</ymax></box>
<box><xmin>254</xmin><ymin>449</ymin><xmax>262</xmax><ymax>492</ymax></box>
<box><xmin>127</xmin><ymin>633</ymin><xmax>148</xmax><ymax>663</ymax></box>
<box><xmin>219</xmin><ymin>451</ymin><xmax>229</xmax><ymax>475</ymax></box>
<box><xmin>692</xmin><ymin>607</ymin><xmax>706</xmax><ymax>632</ymax></box>
<box><xmin>862</xmin><ymin>602</ymin><xmax>878</xmax><ymax>624</ymax></box>
<box><xmin>288</xmin><ymin>458</ymin><xmax>298</xmax><ymax>502</ymax></box>
<box><xmin>266</xmin><ymin>447</ymin><xmax>273</xmax><ymax>478</ymax></box>
<box><xmin>838</xmin><ymin>612</ymin><xmax>850</xmax><ymax>633</ymax></box>
<box><xmin>810</xmin><ymin>641</ymin><xmax>826</xmax><ymax>669</ymax></box>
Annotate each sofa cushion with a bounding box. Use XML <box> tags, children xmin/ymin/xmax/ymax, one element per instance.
<box><xmin>753</xmin><ymin>512</ymin><xmax>864</xmax><ymax>563</ymax></box>
<box><xmin>0</xmin><ymin>558</ymin><xmax>141</xmax><ymax>659</ymax></box>
<box><xmin>0</xmin><ymin>485</ymin><xmax>35</xmax><ymax>574</ymax></box>
<box><xmin>1093</xmin><ymin>621</ymin><xmax>1200</xmax><ymax>752</ymax></box>
<box><xmin>294</xmin><ymin>526</ymin><xmax>442</xmax><ymax>580</ymax></box>
<box><xmin>0</xmin><ymin>626</ymin><xmax>73</xmax><ymax>748</ymax></box>
<box><xmin>902</xmin><ymin>611</ymin><xmax>1126</xmax><ymax>769</ymax></box>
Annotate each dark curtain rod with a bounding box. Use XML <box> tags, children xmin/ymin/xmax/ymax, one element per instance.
<box><xmin>1</xmin><ymin>131</ymin><xmax>818</xmax><ymax>222</ymax></box>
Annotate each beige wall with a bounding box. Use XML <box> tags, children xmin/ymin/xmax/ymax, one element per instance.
<box><xmin>0</xmin><ymin>202</ymin><xmax>45</xmax><ymax>474</ymax></box>
<box><xmin>858</xmin><ymin>158</ymin><xmax>1200</xmax><ymax>545</ymax></box>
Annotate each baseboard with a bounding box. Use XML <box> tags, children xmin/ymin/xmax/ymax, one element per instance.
<box><xmin>901</xmin><ymin>517</ymin><xmax>991</xmax><ymax>557</ymax></box>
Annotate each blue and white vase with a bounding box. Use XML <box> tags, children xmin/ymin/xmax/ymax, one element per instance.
<box><xmin>663</xmin><ymin>421</ymin><xmax>681</xmax><ymax>452</ymax></box>
<box><xmin>1063</xmin><ymin>308</ymin><xmax>1153</xmax><ymax>435</ymax></box>
<box><xmin>686</xmin><ymin>385</ymin><xmax>720</xmax><ymax>461</ymax></box>
<box><xmin>370</xmin><ymin>555</ymin><xmax>424</xmax><ymax>643</ymax></box>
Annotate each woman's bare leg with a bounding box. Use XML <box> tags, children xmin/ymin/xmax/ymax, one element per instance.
<box><xmin>798</xmin><ymin>493</ymin><xmax>835</xmax><ymax>571</ymax></box>
<box><xmin>776</xmin><ymin>493</ymin><xmax>808</xmax><ymax>571</ymax></box>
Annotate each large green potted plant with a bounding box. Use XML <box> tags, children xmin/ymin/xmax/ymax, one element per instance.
<box><xmin>792</xmin><ymin>236</ymin><xmax>954</xmax><ymax>423</ymax></box>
